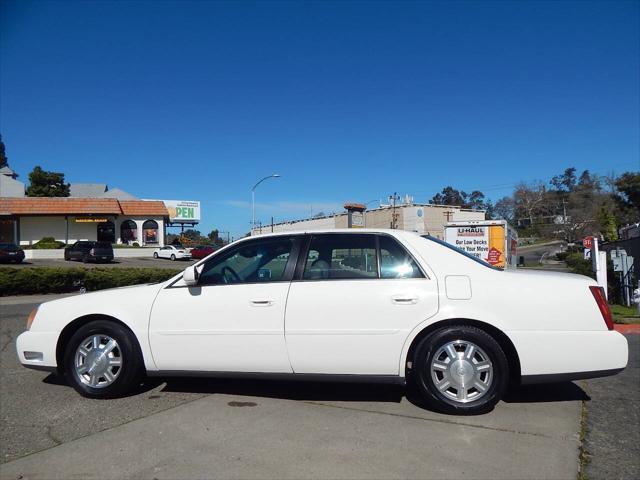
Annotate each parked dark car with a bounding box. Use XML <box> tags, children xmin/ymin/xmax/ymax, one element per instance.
<box><xmin>64</xmin><ymin>241</ymin><xmax>114</xmax><ymax>263</ymax></box>
<box><xmin>0</xmin><ymin>243</ymin><xmax>25</xmax><ymax>263</ymax></box>
<box><xmin>189</xmin><ymin>245</ymin><xmax>217</xmax><ymax>260</ymax></box>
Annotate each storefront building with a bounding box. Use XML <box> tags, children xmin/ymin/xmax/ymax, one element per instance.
<box><xmin>0</xmin><ymin>197</ymin><xmax>169</xmax><ymax>246</ymax></box>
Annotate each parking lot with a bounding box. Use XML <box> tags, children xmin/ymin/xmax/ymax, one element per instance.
<box><xmin>1</xmin><ymin>295</ymin><xmax>638</xmax><ymax>479</ymax></box>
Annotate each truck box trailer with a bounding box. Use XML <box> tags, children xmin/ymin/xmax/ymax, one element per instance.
<box><xmin>444</xmin><ymin>220</ymin><xmax>518</xmax><ymax>269</ymax></box>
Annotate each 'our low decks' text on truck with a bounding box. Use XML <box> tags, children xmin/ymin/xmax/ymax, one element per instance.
<box><xmin>444</xmin><ymin>220</ymin><xmax>518</xmax><ymax>269</ymax></box>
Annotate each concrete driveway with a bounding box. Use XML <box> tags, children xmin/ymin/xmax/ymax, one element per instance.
<box><xmin>1</xmin><ymin>295</ymin><xmax>637</xmax><ymax>479</ymax></box>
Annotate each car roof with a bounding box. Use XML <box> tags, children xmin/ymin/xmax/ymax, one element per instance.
<box><xmin>246</xmin><ymin>228</ymin><xmax>418</xmax><ymax>240</ymax></box>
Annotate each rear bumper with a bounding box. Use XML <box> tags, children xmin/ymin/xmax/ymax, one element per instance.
<box><xmin>521</xmin><ymin>368</ymin><xmax>625</xmax><ymax>385</ymax></box>
<box><xmin>508</xmin><ymin>329</ymin><xmax>628</xmax><ymax>380</ymax></box>
<box><xmin>16</xmin><ymin>331</ymin><xmax>59</xmax><ymax>371</ymax></box>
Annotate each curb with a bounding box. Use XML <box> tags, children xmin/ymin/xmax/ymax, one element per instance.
<box><xmin>613</xmin><ymin>324</ymin><xmax>640</xmax><ymax>334</ymax></box>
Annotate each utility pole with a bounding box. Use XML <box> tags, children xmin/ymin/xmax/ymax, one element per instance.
<box><xmin>388</xmin><ymin>192</ymin><xmax>400</xmax><ymax>229</ymax></box>
<box><xmin>219</xmin><ymin>230</ymin><xmax>231</xmax><ymax>245</ymax></box>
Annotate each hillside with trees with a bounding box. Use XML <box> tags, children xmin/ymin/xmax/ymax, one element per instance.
<box><xmin>431</xmin><ymin>168</ymin><xmax>639</xmax><ymax>242</ymax></box>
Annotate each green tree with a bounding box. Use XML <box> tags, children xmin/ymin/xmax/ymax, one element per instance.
<box><xmin>0</xmin><ymin>135</ymin><xmax>7</xmax><ymax>169</ymax></box>
<box><xmin>492</xmin><ymin>196</ymin><xmax>515</xmax><ymax>223</ymax></box>
<box><xmin>25</xmin><ymin>166</ymin><xmax>70</xmax><ymax>197</ymax></box>
<box><xmin>430</xmin><ymin>186</ymin><xmax>468</xmax><ymax>206</ymax></box>
<box><xmin>597</xmin><ymin>205</ymin><xmax>617</xmax><ymax>242</ymax></box>
<box><xmin>614</xmin><ymin>172</ymin><xmax>640</xmax><ymax>211</ymax></box>
<box><xmin>207</xmin><ymin>229</ymin><xmax>225</xmax><ymax>247</ymax></box>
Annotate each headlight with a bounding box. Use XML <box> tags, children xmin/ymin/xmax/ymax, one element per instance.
<box><xmin>26</xmin><ymin>307</ymin><xmax>39</xmax><ymax>330</ymax></box>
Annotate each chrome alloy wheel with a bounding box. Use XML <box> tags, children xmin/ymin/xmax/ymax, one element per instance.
<box><xmin>430</xmin><ymin>340</ymin><xmax>493</xmax><ymax>403</ymax></box>
<box><xmin>74</xmin><ymin>334</ymin><xmax>122</xmax><ymax>388</ymax></box>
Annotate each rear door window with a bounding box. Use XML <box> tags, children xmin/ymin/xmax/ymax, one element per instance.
<box><xmin>379</xmin><ymin>236</ymin><xmax>424</xmax><ymax>279</ymax></box>
<box><xmin>302</xmin><ymin>234</ymin><xmax>377</xmax><ymax>280</ymax></box>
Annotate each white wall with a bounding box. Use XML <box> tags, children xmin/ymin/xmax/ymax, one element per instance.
<box><xmin>20</xmin><ymin>217</ymin><xmax>97</xmax><ymax>245</ymax></box>
<box><xmin>19</xmin><ymin>215</ymin><xmax>165</xmax><ymax>246</ymax></box>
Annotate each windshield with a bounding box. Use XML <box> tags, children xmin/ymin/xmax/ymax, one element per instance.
<box><xmin>0</xmin><ymin>243</ymin><xmax>19</xmax><ymax>251</ymax></box>
<box><xmin>421</xmin><ymin>235</ymin><xmax>499</xmax><ymax>270</ymax></box>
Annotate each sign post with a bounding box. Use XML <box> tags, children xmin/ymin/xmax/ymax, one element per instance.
<box><xmin>589</xmin><ymin>237</ymin><xmax>608</xmax><ymax>299</ymax></box>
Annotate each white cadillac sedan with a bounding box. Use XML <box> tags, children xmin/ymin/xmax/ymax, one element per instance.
<box><xmin>153</xmin><ymin>245</ymin><xmax>191</xmax><ymax>261</ymax></box>
<box><xmin>16</xmin><ymin>229</ymin><xmax>628</xmax><ymax>414</ymax></box>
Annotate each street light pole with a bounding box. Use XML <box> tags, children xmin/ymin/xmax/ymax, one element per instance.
<box><xmin>251</xmin><ymin>174</ymin><xmax>280</xmax><ymax>235</ymax></box>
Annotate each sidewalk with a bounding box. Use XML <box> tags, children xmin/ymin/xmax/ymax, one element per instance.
<box><xmin>0</xmin><ymin>389</ymin><xmax>581</xmax><ymax>480</ymax></box>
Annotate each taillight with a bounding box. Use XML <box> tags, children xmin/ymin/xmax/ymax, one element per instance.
<box><xmin>589</xmin><ymin>286</ymin><xmax>614</xmax><ymax>330</ymax></box>
<box><xmin>90</xmin><ymin>248</ymin><xmax>95</xmax><ymax>255</ymax></box>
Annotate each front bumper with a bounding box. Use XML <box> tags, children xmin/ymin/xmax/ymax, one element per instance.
<box><xmin>16</xmin><ymin>331</ymin><xmax>59</xmax><ymax>371</ymax></box>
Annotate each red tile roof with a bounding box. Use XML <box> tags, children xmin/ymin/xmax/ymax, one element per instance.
<box><xmin>119</xmin><ymin>200</ymin><xmax>169</xmax><ymax>216</ymax></box>
<box><xmin>0</xmin><ymin>197</ymin><xmax>169</xmax><ymax>217</ymax></box>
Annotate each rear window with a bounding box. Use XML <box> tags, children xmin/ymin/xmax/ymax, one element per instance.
<box><xmin>0</xmin><ymin>243</ymin><xmax>18</xmax><ymax>251</ymax></box>
<box><xmin>421</xmin><ymin>235</ymin><xmax>499</xmax><ymax>270</ymax></box>
<box><xmin>96</xmin><ymin>242</ymin><xmax>112</xmax><ymax>249</ymax></box>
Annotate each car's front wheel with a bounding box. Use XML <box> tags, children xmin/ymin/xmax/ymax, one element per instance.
<box><xmin>64</xmin><ymin>320</ymin><xmax>143</xmax><ymax>399</ymax></box>
<box><xmin>412</xmin><ymin>325</ymin><xmax>508</xmax><ymax>415</ymax></box>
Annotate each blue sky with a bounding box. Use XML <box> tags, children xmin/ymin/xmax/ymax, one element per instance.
<box><xmin>1</xmin><ymin>0</ymin><xmax>638</xmax><ymax>238</ymax></box>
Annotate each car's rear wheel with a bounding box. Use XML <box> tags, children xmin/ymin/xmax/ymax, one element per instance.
<box><xmin>153</xmin><ymin>252</ymin><xmax>158</xmax><ymax>259</ymax></box>
<box><xmin>412</xmin><ymin>325</ymin><xmax>508</xmax><ymax>415</ymax></box>
<box><xmin>64</xmin><ymin>320</ymin><xmax>143</xmax><ymax>399</ymax></box>
<box><xmin>170</xmin><ymin>254</ymin><xmax>176</xmax><ymax>261</ymax></box>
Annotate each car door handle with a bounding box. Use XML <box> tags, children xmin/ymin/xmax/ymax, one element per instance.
<box><xmin>250</xmin><ymin>299</ymin><xmax>274</xmax><ymax>307</ymax></box>
<box><xmin>391</xmin><ymin>295</ymin><xmax>418</xmax><ymax>305</ymax></box>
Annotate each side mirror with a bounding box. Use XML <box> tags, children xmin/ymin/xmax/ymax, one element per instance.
<box><xmin>183</xmin><ymin>265</ymin><xmax>199</xmax><ymax>286</ymax></box>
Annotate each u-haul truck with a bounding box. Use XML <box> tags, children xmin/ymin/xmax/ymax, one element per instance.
<box><xmin>444</xmin><ymin>220</ymin><xmax>518</xmax><ymax>269</ymax></box>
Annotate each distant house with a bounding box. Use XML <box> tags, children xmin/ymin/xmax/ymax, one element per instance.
<box><xmin>0</xmin><ymin>166</ymin><xmax>25</xmax><ymax>198</ymax></box>
<box><xmin>69</xmin><ymin>183</ymin><xmax>137</xmax><ymax>200</ymax></box>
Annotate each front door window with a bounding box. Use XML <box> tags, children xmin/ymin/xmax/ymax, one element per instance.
<box><xmin>198</xmin><ymin>237</ymin><xmax>294</xmax><ymax>285</ymax></box>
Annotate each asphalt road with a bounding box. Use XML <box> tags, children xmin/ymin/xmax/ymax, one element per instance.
<box><xmin>582</xmin><ymin>334</ymin><xmax>640</xmax><ymax>480</ymax></box>
<box><xmin>1</xmin><ymin>256</ymin><xmax>196</xmax><ymax>269</ymax></box>
<box><xmin>1</xmin><ymin>296</ymin><xmax>638</xmax><ymax>479</ymax></box>
<box><xmin>518</xmin><ymin>241</ymin><xmax>565</xmax><ymax>266</ymax></box>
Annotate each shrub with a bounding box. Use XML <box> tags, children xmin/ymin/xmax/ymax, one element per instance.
<box><xmin>0</xmin><ymin>267</ymin><xmax>181</xmax><ymax>296</ymax></box>
<box><xmin>564</xmin><ymin>253</ymin><xmax>594</xmax><ymax>278</ymax></box>
<box><xmin>28</xmin><ymin>237</ymin><xmax>66</xmax><ymax>249</ymax></box>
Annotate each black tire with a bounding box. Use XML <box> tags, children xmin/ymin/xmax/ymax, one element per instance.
<box><xmin>82</xmin><ymin>254</ymin><xmax>89</xmax><ymax>263</ymax></box>
<box><xmin>63</xmin><ymin>320</ymin><xmax>144</xmax><ymax>399</ymax></box>
<box><xmin>412</xmin><ymin>325</ymin><xmax>508</xmax><ymax>415</ymax></box>
<box><xmin>170</xmin><ymin>254</ymin><xmax>176</xmax><ymax>261</ymax></box>
<box><xmin>153</xmin><ymin>252</ymin><xmax>158</xmax><ymax>259</ymax></box>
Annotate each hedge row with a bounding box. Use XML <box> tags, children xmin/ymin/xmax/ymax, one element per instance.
<box><xmin>0</xmin><ymin>267</ymin><xmax>181</xmax><ymax>296</ymax></box>
<box><xmin>564</xmin><ymin>252</ymin><xmax>595</xmax><ymax>278</ymax></box>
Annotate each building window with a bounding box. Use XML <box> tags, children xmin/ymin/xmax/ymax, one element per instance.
<box><xmin>142</xmin><ymin>219</ymin><xmax>159</xmax><ymax>244</ymax></box>
<box><xmin>120</xmin><ymin>220</ymin><xmax>137</xmax><ymax>243</ymax></box>
<box><xmin>97</xmin><ymin>220</ymin><xmax>115</xmax><ymax>243</ymax></box>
